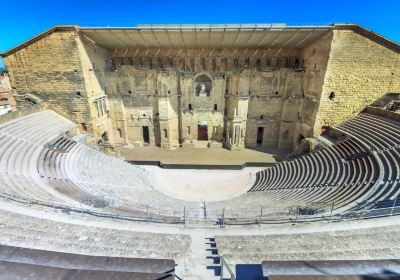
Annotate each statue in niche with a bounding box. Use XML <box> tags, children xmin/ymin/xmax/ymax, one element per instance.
<box><xmin>194</xmin><ymin>74</ymin><xmax>212</xmax><ymax>97</ymax></box>
<box><xmin>199</xmin><ymin>83</ymin><xmax>207</xmax><ymax>96</ymax></box>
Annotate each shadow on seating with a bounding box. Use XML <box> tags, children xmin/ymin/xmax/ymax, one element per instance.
<box><xmin>236</xmin><ymin>264</ymin><xmax>267</xmax><ymax>280</ymax></box>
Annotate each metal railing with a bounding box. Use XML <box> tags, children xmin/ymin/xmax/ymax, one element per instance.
<box><xmin>1</xmin><ymin>189</ymin><xmax>400</xmax><ymax>226</ymax></box>
<box><xmin>220</xmin><ymin>255</ymin><xmax>236</xmax><ymax>280</ymax></box>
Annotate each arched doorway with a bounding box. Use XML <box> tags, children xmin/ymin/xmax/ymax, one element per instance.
<box><xmin>197</xmin><ymin>121</ymin><xmax>208</xmax><ymax>141</ymax></box>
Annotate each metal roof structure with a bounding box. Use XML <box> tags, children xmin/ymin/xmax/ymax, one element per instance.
<box><xmin>80</xmin><ymin>24</ymin><xmax>332</xmax><ymax>49</ymax></box>
<box><xmin>1</xmin><ymin>23</ymin><xmax>399</xmax><ymax>57</ymax></box>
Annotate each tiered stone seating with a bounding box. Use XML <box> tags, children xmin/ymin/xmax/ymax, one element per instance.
<box><xmin>1</xmin><ymin>110</ymin><xmax>400</xmax><ymax>222</ymax></box>
<box><xmin>1</xmin><ymin>109</ymin><xmax>400</xmax><ymax>278</ymax></box>
<box><xmin>0</xmin><ymin>111</ymin><xmax>196</xmax><ymax>276</ymax></box>
<box><xmin>0</xmin><ymin>111</ymin><xmax>78</xmax><ymax>204</ymax></box>
<box><xmin>336</xmin><ymin>113</ymin><xmax>400</xmax><ymax>209</ymax></box>
<box><xmin>208</xmin><ymin>137</ymin><xmax>379</xmax><ymax>216</ymax></box>
<box><xmin>0</xmin><ymin>244</ymin><xmax>175</xmax><ymax>279</ymax></box>
<box><xmin>0</xmin><ymin>208</ymin><xmax>190</xmax><ymax>274</ymax></box>
<box><xmin>38</xmin><ymin>135</ymin><xmax>198</xmax><ymax>218</ymax></box>
<box><xmin>231</xmin><ymin>112</ymin><xmax>400</xmax><ymax>217</ymax></box>
<box><xmin>215</xmin><ymin>224</ymin><xmax>400</xmax><ymax>270</ymax></box>
<box><xmin>0</xmin><ymin>110</ymin><xmax>198</xmax><ymax>220</ymax></box>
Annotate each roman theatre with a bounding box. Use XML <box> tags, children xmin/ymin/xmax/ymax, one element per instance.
<box><xmin>0</xmin><ymin>23</ymin><xmax>400</xmax><ymax>279</ymax></box>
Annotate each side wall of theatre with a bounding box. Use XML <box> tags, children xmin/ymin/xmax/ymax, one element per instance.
<box><xmin>2</xmin><ymin>29</ymin><xmax>93</xmax><ymax>130</ymax></box>
<box><xmin>314</xmin><ymin>29</ymin><xmax>400</xmax><ymax>132</ymax></box>
<box><xmin>77</xmin><ymin>34</ymin><xmax>114</xmax><ymax>141</ymax></box>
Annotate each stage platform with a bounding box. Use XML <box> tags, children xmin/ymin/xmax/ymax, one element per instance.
<box><xmin>119</xmin><ymin>146</ymin><xmax>289</xmax><ymax>169</ymax></box>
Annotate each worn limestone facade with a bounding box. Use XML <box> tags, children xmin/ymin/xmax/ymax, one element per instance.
<box><xmin>1</xmin><ymin>24</ymin><xmax>399</xmax><ymax>150</ymax></box>
<box><xmin>0</xmin><ymin>73</ymin><xmax>15</xmax><ymax>115</ymax></box>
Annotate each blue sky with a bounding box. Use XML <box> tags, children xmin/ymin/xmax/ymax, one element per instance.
<box><xmin>1</xmin><ymin>0</ymin><xmax>399</xmax><ymax>68</ymax></box>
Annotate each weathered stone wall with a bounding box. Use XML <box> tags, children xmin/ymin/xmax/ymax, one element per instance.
<box><xmin>314</xmin><ymin>29</ymin><xmax>400</xmax><ymax>132</ymax></box>
<box><xmin>292</xmin><ymin>32</ymin><xmax>333</xmax><ymax>146</ymax></box>
<box><xmin>0</xmin><ymin>74</ymin><xmax>16</xmax><ymax>114</ymax></box>
<box><xmin>4</xmin><ymin>27</ymin><xmax>398</xmax><ymax>152</ymax></box>
<box><xmin>102</xmin><ymin>46</ymin><xmax>326</xmax><ymax>149</ymax></box>
<box><xmin>224</xmin><ymin>72</ymin><xmax>251</xmax><ymax>148</ymax></box>
<box><xmin>156</xmin><ymin>72</ymin><xmax>180</xmax><ymax>148</ymax></box>
<box><xmin>245</xmin><ymin>68</ymin><xmax>305</xmax><ymax>148</ymax></box>
<box><xmin>77</xmin><ymin>34</ymin><xmax>114</xmax><ymax>139</ymax></box>
<box><xmin>2</xmin><ymin>30</ymin><xmax>91</xmax><ymax>127</ymax></box>
<box><xmin>107</xmin><ymin>99</ymin><xmax>129</xmax><ymax>146</ymax></box>
<box><xmin>180</xmin><ymin>72</ymin><xmax>225</xmax><ymax>143</ymax></box>
<box><xmin>0</xmin><ymin>74</ymin><xmax>11</xmax><ymax>92</ymax></box>
<box><xmin>112</xmin><ymin>48</ymin><xmax>301</xmax><ymax>73</ymax></box>
<box><xmin>243</xmin><ymin>31</ymin><xmax>332</xmax><ymax>149</ymax></box>
<box><xmin>104</xmin><ymin>68</ymin><xmax>160</xmax><ymax>146</ymax></box>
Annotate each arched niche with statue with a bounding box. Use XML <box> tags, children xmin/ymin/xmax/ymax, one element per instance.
<box><xmin>194</xmin><ymin>73</ymin><xmax>212</xmax><ymax>97</ymax></box>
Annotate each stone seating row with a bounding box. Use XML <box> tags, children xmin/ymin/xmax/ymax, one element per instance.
<box><xmin>0</xmin><ymin>110</ymin><xmax>196</xmax><ymax>218</ymax></box>
<box><xmin>0</xmin><ymin>111</ymin><xmax>77</xmax><ymax>204</ymax></box>
<box><xmin>0</xmin><ymin>244</ymin><xmax>175</xmax><ymax>280</ymax></box>
<box><xmin>1</xmin><ymin>110</ymin><xmax>399</xmax><ymax>221</ymax></box>
<box><xmin>335</xmin><ymin>113</ymin><xmax>400</xmax><ymax>210</ymax></box>
<box><xmin>0</xmin><ymin>111</ymin><xmax>191</xmax><ymax>274</ymax></box>
<box><xmin>10</xmin><ymin>113</ymin><xmax>198</xmax><ymax>218</ymax></box>
<box><xmin>215</xmin><ymin>224</ymin><xmax>400</xmax><ymax>271</ymax></box>
<box><xmin>38</xmin><ymin>138</ymin><xmax>198</xmax><ymax>215</ymax></box>
<box><xmin>247</xmin><ymin>112</ymin><xmax>400</xmax><ymax>214</ymax></box>
<box><xmin>0</xmin><ymin>208</ymin><xmax>190</xmax><ymax>275</ymax></box>
<box><xmin>207</xmin><ymin>134</ymin><xmax>380</xmax><ymax>216</ymax></box>
<box><xmin>247</xmin><ymin>137</ymin><xmax>378</xmax><ymax>211</ymax></box>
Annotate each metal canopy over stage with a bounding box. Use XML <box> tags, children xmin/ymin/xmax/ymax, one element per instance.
<box><xmin>80</xmin><ymin>24</ymin><xmax>332</xmax><ymax>49</ymax></box>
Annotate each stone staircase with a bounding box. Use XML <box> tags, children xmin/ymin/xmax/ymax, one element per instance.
<box><xmin>183</xmin><ymin>235</ymin><xmax>222</xmax><ymax>279</ymax></box>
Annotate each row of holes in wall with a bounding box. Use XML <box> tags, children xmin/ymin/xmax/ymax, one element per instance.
<box><xmin>82</xmin><ymin>88</ymin><xmax>335</xmax><ymax>101</ymax></box>
<box><xmin>111</xmin><ymin>57</ymin><xmax>305</xmax><ymax>72</ymax></box>
<box><xmin>126</xmin><ymin>90</ymin><xmax>280</xmax><ymax>95</ymax></box>
<box><xmin>83</xmin><ymin>90</ymin><xmax>334</xmax><ymax>100</ymax></box>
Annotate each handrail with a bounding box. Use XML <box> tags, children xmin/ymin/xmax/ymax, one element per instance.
<box><xmin>220</xmin><ymin>255</ymin><xmax>236</xmax><ymax>280</ymax></box>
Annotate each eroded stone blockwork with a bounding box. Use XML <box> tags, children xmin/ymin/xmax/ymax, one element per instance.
<box><xmin>0</xmin><ymin>73</ymin><xmax>15</xmax><ymax>115</ymax></box>
<box><xmin>3</xmin><ymin>29</ymin><xmax>91</xmax><ymax>127</ymax></box>
<box><xmin>314</xmin><ymin>28</ymin><xmax>400</xmax><ymax>131</ymax></box>
<box><xmin>2</xmin><ymin>25</ymin><xmax>399</xmax><ymax>151</ymax></box>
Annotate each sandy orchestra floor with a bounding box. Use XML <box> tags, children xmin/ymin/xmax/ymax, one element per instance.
<box><xmin>142</xmin><ymin>166</ymin><xmax>264</xmax><ymax>202</ymax></box>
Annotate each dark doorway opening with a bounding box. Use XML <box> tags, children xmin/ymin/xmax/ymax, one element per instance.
<box><xmin>197</xmin><ymin>125</ymin><xmax>208</xmax><ymax>141</ymax></box>
<box><xmin>257</xmin><ymin>127</ymin><xmax>264</xmax><ymax>146</ymax></box>
<box><xmin>298</xmin><ymin>134</ymin><xmax>305</xmax><ymax>145</ymax></box>
<box><xmin>101</xmin><ymin>132</ymin><xmax>109</xmax><ymax>142</ymax></box>
<box><xmin>80</xmin><ymin>123</ymin><xmax>87</xmax><ymax>132</ymax></box>
<box><xmin>142</xmin><ymin>126</ymin><xmax>150</xmax><ymax>144</ymax></box>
